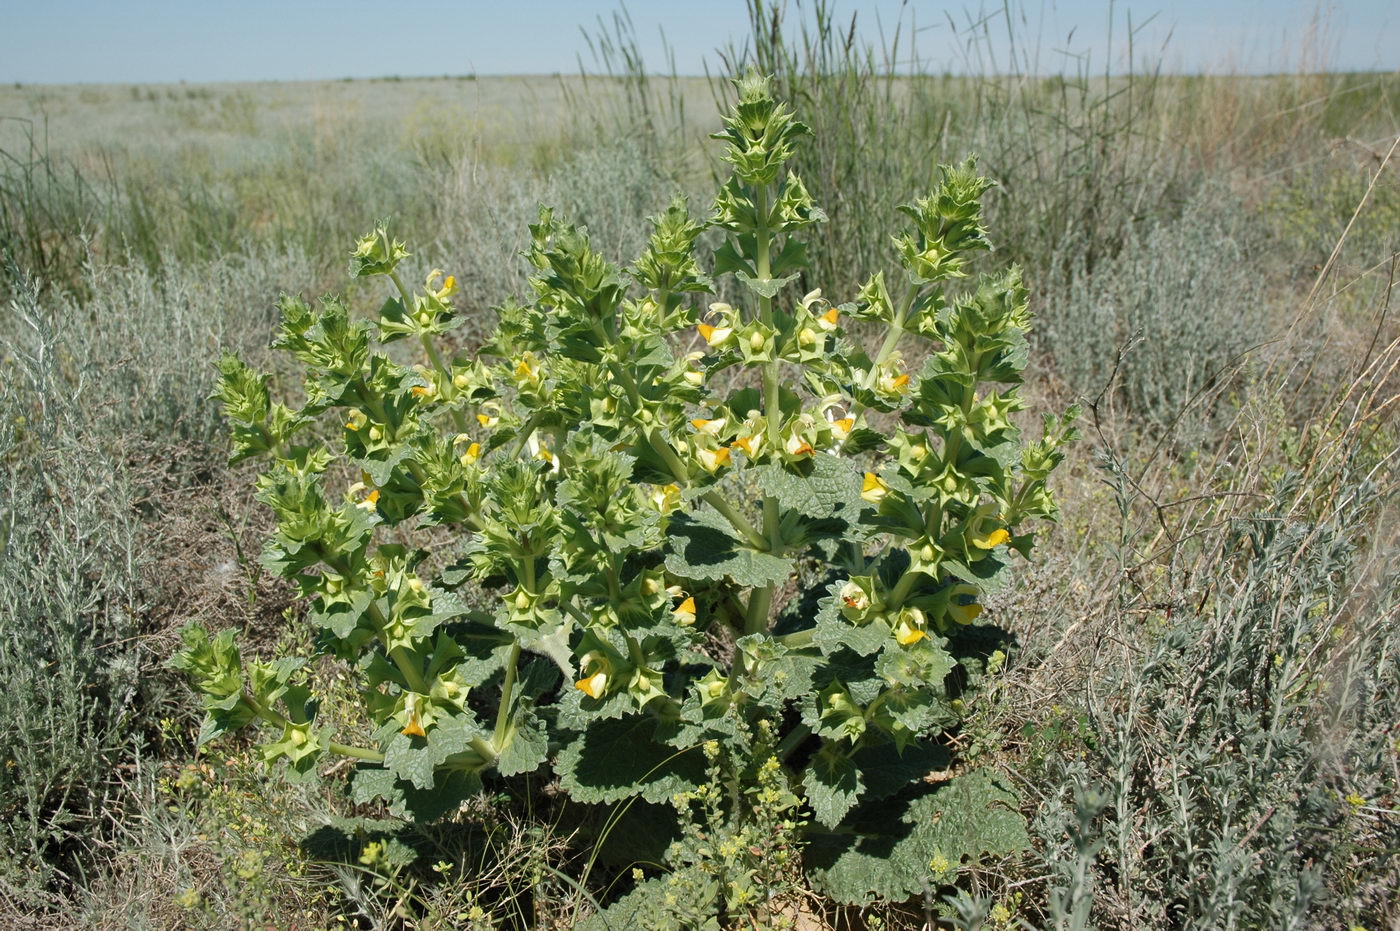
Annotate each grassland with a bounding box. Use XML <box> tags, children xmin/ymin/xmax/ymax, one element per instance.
<box><xmin>1</xmin><ymin>8</ymin><xmax>1398</xmax><ymax>927</ymax></box>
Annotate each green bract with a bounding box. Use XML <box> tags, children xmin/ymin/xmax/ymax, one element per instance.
<box><xmin>176</xmin><ymin>74</ymin><xmax>1075</xmax><ymax>906</ymax></box>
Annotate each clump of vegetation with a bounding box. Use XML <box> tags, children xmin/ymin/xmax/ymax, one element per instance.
<box><xmin>174</xmin><ymin>74</ymin><xmax>1074</xmax><ymax>922</ymax></box>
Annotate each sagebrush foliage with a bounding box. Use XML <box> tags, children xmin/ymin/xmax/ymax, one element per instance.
<box><xmin>175</xmin><ymin>74</ymin><xmax>1075</xmax><ymax>909</ymax></box>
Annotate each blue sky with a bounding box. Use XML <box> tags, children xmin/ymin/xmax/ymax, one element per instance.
<box><xmin>2</xmin><ymin>0</ymin><xmax>1395</xmax><ymax>84</ymax></box>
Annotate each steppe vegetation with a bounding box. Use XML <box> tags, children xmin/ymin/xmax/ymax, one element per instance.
<box><xmin>1</xmin><ymin>3</ymin><xmax>1397</xmax><ymax>928</ymax></box>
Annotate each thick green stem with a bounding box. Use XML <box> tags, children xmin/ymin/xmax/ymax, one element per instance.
<box><xmin>842</xmin><ymin>283</ymin><xmax>922</xmax><ymax>452</ymax></box>
<box><xmin>748</xmin><ymin>181</ymin><xmax>785</xmax><ymax>638</ymax></box>
<box><xmin>775</xmin><ymin>723</ymin><xmax>812</xmax><ymax>762</ymax></box>
<box><xmin>775</xmin><ymin>627</ymin><xmax>816</xmax><ymax>648</ymax></box>
<box><xmin>328</xmin><ymin>741</ymin><xmax>385</xmax><ymax>763</ymax></box>
<box><xmin>744</xmin><ymin>586</ymin><xmax>773</xmax><ymax>637</ymax></box>
<box><xmin>889</xmin><ymin>567</ymin><xmax>921</xmax><ymax>607</ymax></box>
<box><xmin>705</xmin><ymin>492</ymin><xmax>769</xmax><ymax>551</ymax></box>
<box><xmin>645</xmin><ymin>427</ymin><xmax>768</xmax><ymax>551</ymax></box>
<box><xmin>245</xmin><ymin>691</ymin><xmax>385</xmax><ymax>763</ymax></box>
<box><xmin>492</xmin><ymin>554</ymin><xmax>534</xmax><ymax>751</ymax></box>
<box><xmin>492</xmin><ymin>643</ymin><xmax>523</xmax><ymax>751</ymax></box>
<box><xmin>508</xmin><ymin>412</ymin><xmax>541</xmax><ymax>460</ymax></box>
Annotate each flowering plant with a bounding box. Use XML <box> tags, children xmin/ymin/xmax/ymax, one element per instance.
<box><xmin>174</xmin><ymin>73</ymin><xmax>1074</xmax><ymax>905</ymax></box>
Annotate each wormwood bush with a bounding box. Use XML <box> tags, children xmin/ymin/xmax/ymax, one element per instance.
<box><xmin>1040</xmin><ymin>194</ymin><xmax>1268</xmax><ymax>432</ymax></box>
<box><xmin>0</xmin><ymin>282</ymin><xmax>142</xmax><ymax>900</ymax></box>
<box><xmin>175</xmin><ymin>75</ymin><xmax>1075</xmax><ymax>914</ymax></box>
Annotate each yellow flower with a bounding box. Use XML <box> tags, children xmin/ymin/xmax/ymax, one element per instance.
<box><xmin>839</xmin><ymin>581</ymin><xmax>869</xmax><ymax>613</ymax></box>
<box><xmin>690</xmin><ymin>417</ymin><xmax>728</xmax><ymax>435</ymax></box>
<box><xmin>459</xmin><ymin>442</ymin><xmax>481</xmax><ymax>466</ymax></box>
<box><xmin>878</xmin><ymin>371</ymin><xmax>911</xmax><ymax>395</ymax></box>
<box><xmin>947</xmin><ymin>584</ymin><xmax>983</xmax><ymax>625</ymax></box>
<box><xmin>696</xmin><ymin>446</ymin><xmax>731</xmax><ymax>472</ymax></box>
<box><xmin>411</xmin><ymin>384</ymin><xmax>436</xmax><ymax>400</ymax></box>
<box><xmin>817</xmin><ymin>306</ymin><xmax>840</xmax><ymax>331</ymax></box>
<box><xmin>536</xmin><ymin>446</ymin><xmax>559</xmax><ymax>471</ymax></box>
<box><xmin>575</xmin><ymin>671</ymin><xmax>608</xmax><ymax>700</ymax></box>
<box><xmin>785</xmin><ymin>433</ymin><xmax>815</xmax><ymax>457</ymax></box>
<box><xmin>972</xmin><ymin>527</ymin><xmax>1010</xmax><ymax>549</ymax></box>
<box><xmin>513</xmin><ymin>353</ymin><xmax>542</xmax><ymax>387</ymax></box>
<box><xmin>400</xmin><ymin>694</ymin><xmax>426</xmax><ymax>737</ymax></box>
<box><xmin>731</xmin><ymin>433</ymin><xmax>763</xmax><ymax>457</ymax></box>
<box><xmin>894</xmin><ymin>607</ymin><xmax>928</xmax><ymax>645</ymax></box>
<box><xmin>862</xmin><ymin>472</ymin><xmax>890</xmax><ymax>503</ymax></box>
<box><xmin>697</xmin><ymin>323</ymin><xmax>734</xmax><ymax>347</ymax></box>
<box><xmin>673</xmin><ymin>596</ymin><xmax>697</xmax><ymax>626</ymax></box>
<box><xmin>425</xmin><ymin>268</ymin><xmax>457</xmax><ymax>301</ymax></box>
<box><xmin>345</xmin><ymin>409</ymin><xmax>368</xmax><ymax>432</ymax></box>
<box><xmin>355</xmin><ymin>488</ymin><xmax>381</xmax><ymax>512</ymax></box>
<box><xmin>650</xmin><ymin>483</ymin><xmax>681</xmax><ymax>513</ymax></box>
<box><xmin>831</xmin><ymin>416</ymin><xmax>855</xmax><ymax>440</ymax></box>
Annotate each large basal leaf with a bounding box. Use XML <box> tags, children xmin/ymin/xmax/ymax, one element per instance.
<box><xmin>349</xmin><ymin>766</ymin><xmax>483</xmax><ymax>822</ymax></box>
<box><xmin>664</xmin><ymin>506</ymin><xmax>793</xmax><ymax>588</ymax></box>
<box><xmin>851</xmin><ymin>739</ymin><xmax>951</xmax><ymax>803</ymax></box>
<box><xmin>805</xmin><ymin>769</ymin><xmax>1029</xmax><ymax>905</ymax></box>
<box><xmin>556</xmin><ymin>714</ymin><xmax>706</xmax><ymax>805</ymax></box>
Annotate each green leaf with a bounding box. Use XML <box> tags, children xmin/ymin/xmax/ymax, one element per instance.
<box><xmin>497</xmin><ymin>709</ymin><xmax>549</xmax><ymax>777</ymax></box>
<box><xmin>381</xmin><ymin>717</ymin><xmax>479</xmax><ymax>790</ymax></box>
<box><xmin>851</xmin><ymin>739</ymin><xmax>952</xmax><ymax>803</ymax></box>
<box><xmin>556</xmin><ymin>715</ymin><xmax>705</xmax><ymax>805</ymax></box>
<box><xmin>349</xmin><ymin>767</ymin><xmax>482</xmax><ymax>822</ymax></box>
<box><xmin>804</xmin><ymin>743</ymin><xmax>865</xmax><ymax>828</ymax></box>
<box><xmin>756</xmin><ymin>453</ymin><xmax>863</xmax><ymax>520</ymax></box>
<box><xmin>812</xmin><ymin>583</ymin><xmax>890</xmax><ymax>657</ymax></box>
<box><xmin>734</xmin><ymin>270</ymin><xmax>801</xmax><ymax>299</ymax></box>
<box><xmin>665</xmin><ymin>506</ymin><xmax>793</xmax><ymax>588</ymax></box>
<box><xmin>805</xmin><ymin>769</ymin><xmax>1029</xmax><ymax>905</ymax></box>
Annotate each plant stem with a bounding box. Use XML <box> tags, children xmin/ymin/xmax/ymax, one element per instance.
<box><xmin>775</xmin><ymin>627</ymin><xmax>816</xmax><ymax>648</ymax></box>
<box><xmin>328</xmin><ymin>741</ymin><xmax>385</xmax><ymax>763</ymax></box>
<box><xmin>704</xmin><ymin>491</ymin><xmax>769</xmax><ymax>551</ymax></box>
<box><xmin>744</xmin><ymin>586</ymin><xmax>773</xmax><ymax>637</ymax></box>
<box><xmin>774</xmin><ymin>723</ymin><xmax>811</xmax><ymax>762</ymax></box>
<box><xmin>748</xmin><ymin>180</ymin><xmax>785</xmax><ymax>638</ymax></box>
<box><xmin>889</xmin><ymin>567</ymin><xmax>921</xmax><ymax>607</ymax></box>
<box><xmin>841</xmin><ymin>283</ymin><xmax>922</xmax><ymax>451</ymax></box>
<box><xmin>492</xmin><ymin>553</ymin><xmax>534</xmax><ymax>752</ymax></box>
<box><xmin>508</xmin><ymin>412</ymin><xmax>541</xmax><ymax>460</ymax></box>
<box><xmin>245</xmin><ymin>692</ymin><xmax>385</xmax><ymax>763</ymax></box>
<box><xmin>492</xmin><ymin>643</ymin><xmax>523</xmax><ymax>752</ymax></box>
<box><xmin>645</xmin><ymin>426</ymin><xmax>768</xmax><ymax>551</ymax></box>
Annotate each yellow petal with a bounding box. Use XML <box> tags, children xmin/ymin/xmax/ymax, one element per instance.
<box><xmin>895</xmin><ymin>622</ymin><xmax>927</xmax><ymax>646</ymax></box>
<box><xmin>972</xmin><ymin>528</ymin><xmax>1010</xmax><ymax>549</ymax></box>
<box><xmin>675</xmin><ymin>596</ymin><xmax>696</xmax><ymax>619</ymax></box>
<box><xmin>861</xmin><ymin>472</ymin><xmax>889</xmax><ymax>503</ymax></box>
<box><xmin>785</xmin><ymin>434</ymin><xmax>814</xmax><ymax>457</ymax></box>
<box><xmin>574</xmin><ymin>672</ymin><xmax>607</xmax><ymax>700</ymax></box>
<box><xmin>948</xmin><ymin>601</ymin><xmax>983</xmax><ymax>625</ymax></box>
<box><xmin>820</xmin><ymin>307</ymin><xmax>839</xmax><ymax>327</ymax></box>
<box><xmin>401</xmin><ymin>710</ymin><xmax>425</xmax><ymax>738</ymax></box>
